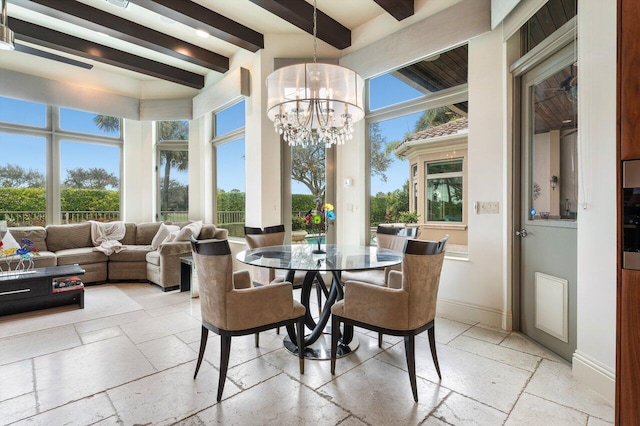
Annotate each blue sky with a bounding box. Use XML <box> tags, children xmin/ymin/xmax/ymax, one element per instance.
<box><xmin>1</xmin><ymin>73</ymin><xmax>424</xmax><ymax>196</ymax></box>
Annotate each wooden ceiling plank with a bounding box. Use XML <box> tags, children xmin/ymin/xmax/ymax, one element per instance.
<box><xmin>128</xmin><ymin>0</ymin><xmax>264</xmax><ymax>52</ymax></box>
<box><xmin>373</xmin><ymin>0</ymin><xmax>414</xmax><ymax>21</ymax></box>
<box><xmin>9</xmin><ymin>18</ymin><xmax>204</xmax><ymax>89</ymax></box>
<box><xmin>248</xmin><ymin>0</ymin><xmax>351</xmax><ymax>50</ymax></box>
<box><xmin>11</xmin><ymin>0</ymin><xmax>228</xmax><ymax>73</ymax></box>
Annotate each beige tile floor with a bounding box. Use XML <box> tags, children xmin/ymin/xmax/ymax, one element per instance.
<box><xmin>0</xmin><ymin>283</ymin><xmax>614</xmax><ymax>426</ymax></box>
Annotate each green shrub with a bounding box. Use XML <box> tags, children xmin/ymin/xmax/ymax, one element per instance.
<box><xmin>292</xmin><ymin>215</ymin><xmax>306</xmax><ymax>231</ymax></box>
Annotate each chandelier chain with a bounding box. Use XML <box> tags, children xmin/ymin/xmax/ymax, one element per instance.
<box><xmin>312</xmin><ymin>0</ymin><xmax>317</xmax><ymax>63</ymax></box>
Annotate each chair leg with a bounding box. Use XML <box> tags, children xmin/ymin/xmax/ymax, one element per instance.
<box><xmin>277</xmin><ymin>327</ymin><xmax>280</xmax><ymax>335</ymax></box>
<box><xmin>255</xmin><ymin>332</ymin><xmax>259</xmax><ymax>348</ymax></box>
<box><xmin>404</xmin><ymin>335</ymin><xmax>418</xmax><ymax>402</ymax></box>
<box><xmin>296</xmin><ymin>318</ymin><xmax>305</xmax><ymax>374</ymax></box>
<box><xmin>331</xmin><ymin>315</ymin><xmax>340</xmax><ymax>375</ymax></box>
<box><xmin>428</xmin><ymin>326</ymin><xmax>442</xmax><ymax>380</ymax></box>
<box><xmin>378</xmin><ymin>332</ymin><xmax>383</xmax><ymax>348</ymax></box>
<box><xmin>193</xmin><ymin>325</ymin><xmax>208</xmax><ymax>379</ymax></box>
<box><xmin>217</xmin><ymin>335</ymin><xmax>232</xmax><ymax>402</ymax></box>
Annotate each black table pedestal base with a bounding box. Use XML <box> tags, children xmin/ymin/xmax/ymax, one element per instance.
<box><xmin>283</xmin><ymin>332</ymin><xmax>359</xmax><ymax>360</ymax></box>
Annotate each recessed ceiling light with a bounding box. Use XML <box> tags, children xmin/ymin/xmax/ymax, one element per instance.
<box><xmin>195</xmin><ymin>29</ymin><xmax>210</xmax><ymax>38</ymax></box>
<box><xmin>562</xmin><ymin>119</ymin><xmax>572</xmax><ymax>123</ymax></box>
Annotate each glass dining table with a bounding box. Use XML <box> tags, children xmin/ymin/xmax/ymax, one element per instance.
<box><xmin>236</xmin><ymin>244</ymin><xmax>402</xmax><ymax>359</ymax></box>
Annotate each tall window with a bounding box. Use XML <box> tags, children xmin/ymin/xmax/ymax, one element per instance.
<box><xmin>366</xmin><ymin>44</ymin><xmax>468</xmax><ymax>249</ymax></box>
<box><xmin>0</xmin><ymin>97</ymin><xmax>122</xmax><ymax>226</ymax></box>
<box><xmin>214</xmin><ymin>101</ymin><xmax>245</xmax><ymax>238</ymax></box>
<box><xmin>156</xmin><ymin>121</ymin><xmax>189</xmax><ymax>222</ymax></box>
<box><xmin>426</xmin><ymin>159</ymin><xmax>463</xmax><ymax>222</ymax></box>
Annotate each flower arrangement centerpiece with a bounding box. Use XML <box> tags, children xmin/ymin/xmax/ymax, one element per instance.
<box><xmin>304</xmin><ymin>197</ymin><xmax>336</xmax><ymax>254</ymax></box>
<box><xmin>0</xmin><ymin>238</ymin><xmax>40</xmax><ymax>275</ymax></box>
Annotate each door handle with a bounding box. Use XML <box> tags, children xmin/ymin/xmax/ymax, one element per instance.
<box><xmin>515</xmin><ymin>229</ymin><xmax>528</xmax><ymax>237</ymax></box>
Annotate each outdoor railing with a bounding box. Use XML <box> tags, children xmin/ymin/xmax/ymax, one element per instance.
<box><xmin>217</xmin><ymin>211</ymin><xmax>245</xmax><ymax>224</ymax></box>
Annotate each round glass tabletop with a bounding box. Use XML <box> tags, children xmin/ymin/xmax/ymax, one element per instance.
<box><xmin>236</xmin><ymin>244</ymin><xmax>402</xmax><ymax>272</ymax></box>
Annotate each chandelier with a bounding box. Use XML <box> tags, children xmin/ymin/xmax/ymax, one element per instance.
<box><xmin>265</xmin><ymin>0</ymin><xmax>364</xmax><ymax>147</ymax></box>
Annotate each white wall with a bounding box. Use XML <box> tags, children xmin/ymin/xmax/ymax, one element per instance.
<box><xmin>122</xmin><ymin>119</ymin><xmax>155</xmax><ymax>223</ymax></box>
<box><xmin>573</xmin><ymin>0</ymin><xmax>617</xmax><ymax>403</ymax></box>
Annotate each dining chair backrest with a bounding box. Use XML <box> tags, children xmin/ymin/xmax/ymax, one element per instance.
<box><xmin>244</xmin><ymin>225</ymin><xmax>285</xmax><ymax>249</ymax></box>
<box><xmin>190</xmin><ymin>238</ymin><xmax>233</xmax><ymax>330</ymax></box>
<box><xmin>402</xmin><ymin>236</ymin><xmax>449</xmax><ymax>329</ymax></box>
<box><xmin>376</xmin><ymin>225</ymin><xmax>418</xmax><ymax>252</ymax></box>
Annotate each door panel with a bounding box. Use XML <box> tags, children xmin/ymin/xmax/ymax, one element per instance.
<box><xmin>519</xmin><ymin>46</ymin><xmax>578</xmax><ymax>361</ymax></box>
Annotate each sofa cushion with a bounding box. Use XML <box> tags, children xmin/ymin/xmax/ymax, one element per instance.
<box><xmin>146</xmin><ymin>250</ymin><xmax>160</xmax><ymax>266</ymax></box>
<box><xmin>2</xmin><ymin>251</ymin><xmax>57</xmax><ymax>269</ymax></box>
<box><xmin>7</xmin><ymin>227</ymin><xmax>48</xmax><ymax>251</ymax></box>
<box><xmin>120</xmin><ymin>223</ymin><xmax>137</xmax><ymax>245</ymax></box>
<box><xmin>151</xmin><ymin>224</ymin><xmax>180</xmax><ymax>250</ymax></box>
<box><xmin>175</xmin><ymin>220</ymin><xmax>202</xmax><ymax>241</ymax></box>
<box><xmin>109</xmin><ymin>245</ymin><xmax>153</xmax><ymax>262</ymax></box>
<box><xmin>46</xmin><ymin>222</ymin><xmax>92</xmax><ymax>252</ymax></box>
<box><xmin>56</xmin><ymin>247</ymin><xmax>108</xmax><ymax>265</ymax></box>
<box><xmin>136</xmin><ymin>222</ymin><xmax>162</xmax><ymax>245</ymax></box>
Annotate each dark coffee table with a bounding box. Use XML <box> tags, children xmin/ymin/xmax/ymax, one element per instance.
<box><xmin>0</xmin><ymin>264</ymin><xmax>86</xmax><ymax>316</ymax></box>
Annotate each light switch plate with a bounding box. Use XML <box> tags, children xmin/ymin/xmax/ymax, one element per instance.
<box><xmin>477</xmin><ymin>201</ymin><xmax>499</xmax><ymax>214</ymax></box>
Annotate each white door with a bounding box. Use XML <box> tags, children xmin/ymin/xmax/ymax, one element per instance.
<box><xmin>518</xmin><ymin>43</ymin><xmax>578</xmax><ymax>361</ymax></box>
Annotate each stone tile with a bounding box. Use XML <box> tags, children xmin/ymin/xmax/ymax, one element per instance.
<box><xmin>588</xmin><ymin>417</ymin><xmax>614</xmax><ymax>426</ymax></box>
<box><xmin>120</xmin><ymin>312</ymin><xmax>201</xmax><ymax>344</ymax></box>
<box><xmin>422</xmin><ymin>417</ymin><xmax>452</xmax><ymax>426</ymax></box>
<box><xmin>0</xmin><ymin>325</ymin><xmax>80</xmax><ymax>366</ymax></box>
<box><xmin>175</xmin><ymin>327</ymin><xmax>203</xmax><ymax>345</ymax></box>
<box><xmin>499</xmin><ymin>333</ymin><xmax>563</xmax><ymax>361</ymax></box>
<box><xmin>173</xmin><ymin>300</ymin><xmax>202</xmax><ymax>320</ymax></box>
<box><xmin>91</xmin><ymin>415</ymin><xmax>124</xmax><ymax>425</ymax></box>
<box><xmin>12</xmin><ymin>393</ymin><xmax>116</xmax><ymax>426</ymax></box>
<box><xmin>189</xmin><ymin>331</ymin><xmax>283</xmax><ymax>371</ymax></box>
<box><xmin>318</xmin><ymin>358</ymin><xmax>448</xmax><ymax>425</ymax></box>
<box><xmin>178</xmin><ymin>374</ymin><xmax>348</xmax><ymax>426</ymax></box>
<box><xmin>448</xmin><ymin>335</ymin><xmax>541</xmax><ymax>372</ymax></box>
<box><xmin>146</xmin><ymin>304</ymin><xmax>180</xmax><ymax>318</ymax></box>
<box><xmin>226</xmin><ymin>357</ymin><xmax>282</xmax><ymax>390</ymax></box>
<box><xmin>525</xmin><ymin>359</ymin><xmax>614</xmax><ymax>422</ymax></box>
<box><xmin>137</xmin><ymin>335</ymin><xmax>197</xmax><ymax>371</ymax></box>
<box><xmin>114</xmin><ymin>283</ymin><xmax>159</xmax><ymax>297</ymax></box>
<box><xmin>34</xmin><ymin>335</ymin><xmax>155</xmax><ymax>411</ymax></box>
<box><xmin>79</xmin><ymin>326</ymin><xmax>122</xmax><ymax>344</ymax></box>
<box><xmin>0</xmin><ymin>359</ymin><xmax>33</xmax><ymax>402</ymax></box>
<box><xmin>429</xmin><ymin>317</ymin><xmax>473</xmax><ymax>344</ymax></box>
<box><xmin>462</xmin><ymin>324</ymin><xmax>510</xmax><ymax>344</ymax></box>
<box><xmin>377</xmin><ymin>339</ymin><xmax>531</xmax><ymax>413</ymax></box>
<box><xmin>431</xmin><ymin>392</ymin><xmax>508</xmax><ymax>425</ymax></box>
<box><xmin>261</xmin><ymin>332</ymin><xmax>384</xmax><ymax>390</ymax></box>
<box><xmin>0</xmin><ymin>393</ymin><xmax>37</xmax><ymax>424</ymax></box>
<box><xmin>108</xmin><ymin>361</ymin><xmax>239</xmax><ymax>425</ymax></box>
<box><xmin>505</xmin><ymin>392</ymin><xmax>588</xmax><ymax>425</ymax></box>
<box><xmin>73</xmin><ymin>310</ymin><xmax>150</xmax><ymax>334</ymax></box>
<box><xmin>337</xmin><ymin>415</ymin><xmax>368</xmax><ymax>426</ymax></box>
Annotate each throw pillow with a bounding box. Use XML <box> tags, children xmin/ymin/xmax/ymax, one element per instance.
<box><xmin>175</xmin><ymin>220</ymin><xmax>203</xmax><ymax>242</ymax></box>
<box><xmin>151</xmin><ymin>224</ymin><xmax>180</xmax><ymax>250</ymax></box>
<box><xmin>161</xmin><ymin>230</ymin><xmax>180</xmax><ymax>245</ymax></box>
<box><xmin>1</xmin><ymin>229</ymin><xmax>21</xmax><ymax>250</ymax></box>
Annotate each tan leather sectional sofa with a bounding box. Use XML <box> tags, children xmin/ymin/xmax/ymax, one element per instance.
<box><xmin>6</xmin><ymin>221</ymin><xmax>227</xmax><ymax>290</ymax></box>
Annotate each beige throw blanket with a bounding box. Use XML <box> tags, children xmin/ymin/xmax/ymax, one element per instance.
<box><xmin>90</xmin><ymin>221</ymin><xmax>126</xmax><ymax>255</ymax></box>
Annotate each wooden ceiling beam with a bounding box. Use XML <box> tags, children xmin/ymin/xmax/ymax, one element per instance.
<box><xmin>128</xmin><ymin>0</ymin><xmax>264</xmax><ymax>52</ymax></box>
<box><xmin>248</xmin><ymin>0</ymin><xmax>351</xmax><ymax>50</ymax></box>
<box><xmin>9</xmin><ymin>18</ymin><xmax>205</xmax><ymax>89</ymax></box>
<box><xmin>11</xmin><ymin>0</ymin><xmax>229</xmax><ymax>73</ymax></box>
<box><xmin>373</xmin><ymin>0</ymin><xmax>414</xmax><ymax>21</ymax></box>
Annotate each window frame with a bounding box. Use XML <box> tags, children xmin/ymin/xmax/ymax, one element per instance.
<box><xmin>155</xmin><ymin>120</ymin><xmax>190</xmax><ymax>222</ymax></box>
<box><xmin>0</xmin><ymin>98</ymin><xmax>123</xmax><ymax>225</ymax></box>
<box><xmin>425</xmin><ymin>157</ymin><xmax>464</xmax><ymax>224</ymax></box>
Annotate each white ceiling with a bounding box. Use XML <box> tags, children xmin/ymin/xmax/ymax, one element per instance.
<box><xmin>0</xmin><ymin>0</ymin><xmax>464</xmax><ymax>98</ymax></box>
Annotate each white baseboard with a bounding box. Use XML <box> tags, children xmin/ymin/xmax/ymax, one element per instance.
<box><xmin>572</xmin><ymin>350</ymin><xmax>615</xmax><ymax>404</ymax></box>
<box><xmin>437</xmin><ymin>298</ymin><xmax>506</xmax><ymax>329</ymax></box>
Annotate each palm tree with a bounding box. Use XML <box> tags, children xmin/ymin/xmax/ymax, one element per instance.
<box><xmin>93</xmin><ymin>115</ymin><xmax>120</xmax><ymax>134</ymax></box>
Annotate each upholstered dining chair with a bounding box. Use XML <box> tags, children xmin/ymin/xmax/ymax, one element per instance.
<box><xmin>244</xmin><ymin>225</ymin><xmax>323</xmax><ymax>315</ymax></box>
<box><xmin>341</xmin><ymin>225</ymin><xmax>418</xmax><ymax>286</ymax></box>
<box><xmin>331</xmin><ymin>236</ymin><xmax>448</xmax><ymax>402</ymax></box>
<box><xmin>341</xmin><ymin>225</ymin><xmax>419</xmax><ymax>347</ymax></box>
<box><xmin>190</xmin><ymin>237</ymin><xmax>306</xmax><ymax>402</ymax></box>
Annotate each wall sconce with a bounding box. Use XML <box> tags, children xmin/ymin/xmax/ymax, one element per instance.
<box><xmin>550</xmin><ymin>175</ymin><xmax>558</xmax><ymax>191</ymax></box>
